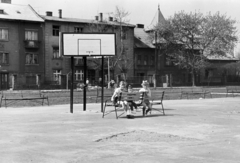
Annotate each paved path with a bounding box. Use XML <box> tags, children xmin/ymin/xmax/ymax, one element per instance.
<box><xmin>0</xmin><ymin>97</ymin><xmax>240</xmax><ymax>163</ymax></box>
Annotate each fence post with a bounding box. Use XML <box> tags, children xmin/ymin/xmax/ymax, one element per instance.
<box><xmin>153</xmin><ymin>74</ymin><xmax>156</xmax><ymax>89</ymax></box>
<box><xmin>169</xmin><ymin>74</ymin><xmax>172</xmax><ymax>87</ymax></box>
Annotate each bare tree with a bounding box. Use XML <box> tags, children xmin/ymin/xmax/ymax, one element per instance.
<box><xmin>110</xmin><ymin>6</ymin><xmax>133</xmax><ymax>81</ymax></box>
<box><xmin>84</xmin><ymin>6</ymin><xmax>132</xmax><ymax>82</ymax></box>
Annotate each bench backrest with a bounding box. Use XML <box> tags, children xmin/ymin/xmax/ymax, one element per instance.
<box><xmin>96</xmin><ymin>87</ymin><xmax>115</xmax><ymax>97</ymax></box>
<box><xmin>121</xmin><ymin>92</ymin><xmax>143</xmax><ymax>102</ymax></box>
<box><xmin>151</xmin><ymin>91</ymin><xmax>165</xmax><ymax>101</ymax></box>
<box><xmin>181</xmin><ymin>87</ymin><xmax>203</xmax><ymax>92</ymax></box>
<box><xmin>226</xmin><ymin>86</ymin><xmax>240</xmax><ymax>90</ymax></box>
<box><xmin>1</xmin><ymin>90</ymin><xmax>43</xmax><ymax>98</ymax></box>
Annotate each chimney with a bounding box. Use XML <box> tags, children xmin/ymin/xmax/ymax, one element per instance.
<box><xmin>136</xmin><ymin>24</ymin><xmax>144</xmax><ymax>28</ymax></box>
<box><xmin>109</xmin><ymin>17</ymin><xmax>113</xmax><ymax>21</ymax></box>
<box><xmin>95</xmin><ymin>16</ymin><xmax>99</xmax><ymax>21</ymax></box>
<box><xmin>99</xmin><ymin>13</ymin><xmax>103</xmax><ymax>22</ymax></box>
<box><xmin>58</xmin><ymin>9</ymin><xmax>62</xmax><ymax>18</ymax></box>
<box><xmin>1</xmin><ymin>0</ymin><xmax>11</xmax><ymax>3</ymax></box>
<box><xmin>46</xmin><ymin>11</ymin><xmax>52</xmax><ymax>16</ymax></box>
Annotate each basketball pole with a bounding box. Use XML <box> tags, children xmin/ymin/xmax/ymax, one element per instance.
<box><xmin>83</xmin><ymin>56</ymin><xmax>87</xmax><ymax>111</ymax></box>
<box><xmin>70</xmin><ymin>56</ymin><xmax>74</xmax><ymax>113</ymax></box>
<box><xmin>101</xmin><ymin>56</ymin><xmax>104</xmax><ymax>113</ymax></box>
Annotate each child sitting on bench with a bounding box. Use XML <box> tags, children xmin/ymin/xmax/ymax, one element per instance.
<box><xmin>111</xmin><ymin>81</ymin><xmax>134</xmax><ymax>119</ymax></box>
<box><xmin>127</xmin><ymin>85</ymin><xmax>138</xmax><ymax>112</ymax></box>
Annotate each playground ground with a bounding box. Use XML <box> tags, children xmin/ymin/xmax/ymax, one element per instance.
<box><xmin>0</xmin><ymin>97</ymin><xmax>240</xmax><ymax>163</ymax></box>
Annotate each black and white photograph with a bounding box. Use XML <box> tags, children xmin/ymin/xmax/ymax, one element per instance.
<box><xmin>0</xmin><ymin>0</ymin><xmax>240</xmax><ymax>162</ymax></box>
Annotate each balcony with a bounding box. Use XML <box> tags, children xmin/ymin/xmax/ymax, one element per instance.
<box><xmin>24</xmin><ymin>40</ymin><xmax>40</xmax><ymax>49</ymax></box>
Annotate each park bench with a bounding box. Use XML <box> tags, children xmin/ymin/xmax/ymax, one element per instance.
<box><xmin>147</xmin><ymin>91</ymin><xmax>165</xmax><ymax>116</ymax></box>
<box><xmin>180</xmin><ymin>87</ymin><xmax>212</xmax><ymax>99</ymax></box>
<box><xmin>102</xmin><ymin>92</ymin><xmax>124</xmax><ymax>119</ymax></box>
<box><xmin>102</xmin><ymin>91</ymin><xmax>165</xmax><ymax>119</ymax></box>
<box><xmin>95</xmin><ymin>87</ymin><xmax>115</xmax><ymax>103</ymax></box>
<box><xmin>226</xmin><ymin>86</ymin><xmax>240</xmax><ymax>97</ymax></box>
<box><xmin>0</xmin><ymin>90</ymin><xmax>49</xmax><ymax>108</ymax></box>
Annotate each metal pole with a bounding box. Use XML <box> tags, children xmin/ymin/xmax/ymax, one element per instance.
<box><xmin>154</xmin><ymin>31</ymin><xmax>158</xmax><ymax>88</ymax></box>
<box><xmin>66</xmin><ymin>74</ymin><xmax>68</xmax><ymax>90</ymax></box>
<box><xmin>83</xmin><ymin>56</ymin><xmax>87</xmax><ymax>111</ymax></box>
<box><xmin>70</xmin><ymin>57</ymin><xmax>74</xmax><ymax>113</ymax></box>
<box><xmin>108</xmin><ymin>57</ymin><xmax>110</xmax><ymax>89</ymax></box>
<box><xmin>101</xmin><ymin>56</ymin><xmax>104</xmax><ymax>112</ymax></box>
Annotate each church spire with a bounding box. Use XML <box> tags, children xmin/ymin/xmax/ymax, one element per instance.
<box><xmin>146</xmin><ymin>4</ymin><xmax>166</xmax><ymax>31</ymax></box>
<box><xmin>158</xmin><ymin>4</ymin><xmax>165</xmax><ymax>25</ymax></box>
<box><xmin>158</xmin><ymin>4</ymin><xmax>161</xmax><ymax>23</ymax></box>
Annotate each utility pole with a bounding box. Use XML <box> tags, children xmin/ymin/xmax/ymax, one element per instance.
<box><xmin>154</xmin><ymin>31</ymin><xmax>158</xmax><ymax>88</ymax></box>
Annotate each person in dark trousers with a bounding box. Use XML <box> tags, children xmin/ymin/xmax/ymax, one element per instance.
<box><xmin>127</xmin><ymin>85</ymin><xmax>138</xmax><ymax>112</ymax></box>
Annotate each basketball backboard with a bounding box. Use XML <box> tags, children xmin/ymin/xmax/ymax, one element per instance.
<box><xmin>60</xmin><ymin>33</ymin><xmax>116</xmax><ymax>56</ymax></box>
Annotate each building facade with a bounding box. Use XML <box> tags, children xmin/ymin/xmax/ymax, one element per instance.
<box><xmin>134</xmin><ymin>6</ymin><xmax>239</xmax><ymax>87</ymax></box>
<box><xmin>40</xmin><ymin>10</ymin><xmax>135</xmax><ymax>88</ymax></box>
<box><xmin>0</xmin><ymin>2</ymin><xmax>44</xmax><ymax>90</ymax></box>
<box><xmin>0</xmin><ymin>1</ymin><xmax>135</xmax><ymax>89</ymax></box>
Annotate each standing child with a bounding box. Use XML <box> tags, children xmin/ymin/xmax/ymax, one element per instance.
<box><xmin>139</xmin><ymin>80</ymin><xmax>152</xmax><ymax>115</ymax></box>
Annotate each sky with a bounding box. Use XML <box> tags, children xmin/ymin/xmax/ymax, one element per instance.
<box><xmin>12</xmin><ymin>0</ymin><xmax>240</xmax><ymax>52</ymax></box>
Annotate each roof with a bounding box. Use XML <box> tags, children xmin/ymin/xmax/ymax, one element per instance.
<box><xmin>0</xmin><ymin>3</ymin><xmax>44</xmax><ymax>22</ymax></box>
<box><xmin>207</xmin><ymin>54</ymin><xmax>239</xmax><ymax>61</ymax></box>
<box><xmin>134</xmin><ymin>27</ymin><xmax>155</xmax><ymax>48</ymax></box>
<box><xmin>41</xmin><ymin>15</ymin><xmax>135</xmax><ymax>28</ymax></box>
<box><xmin>146</xmin><ymin>5</ymin><xmax>166</xmax><ymax>32</ymax></box>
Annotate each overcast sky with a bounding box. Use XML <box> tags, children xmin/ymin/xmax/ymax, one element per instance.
<box><xmin>12</xmin><ymin>0</ymin><xmax>240</xmax><ymax>51</ymax></box>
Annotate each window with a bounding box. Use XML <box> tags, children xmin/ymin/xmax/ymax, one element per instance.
<box><xmin>53</xmin><ymin>70</ymin><xmax>61</xmax><ymax>85</ymax></box>
<box><xmin>53</xmin><ymin>47</ymin><xmax>60</xmax><ymax>59</ymax></box>
<box><xmin>74</xmin><ymin>27</ymin><xmax>83</xmax><ymax>33</ymax></box>
<box><xmin>52</xmin><ymin>25</ymin><xmax>60</xmax><ymax>36</ymax></box>
<box><xmin>205</xmin><ymin>69</ymin><xmax>213</xmax><ymax>79</ymax></box>
<box><xmin>137</xmin><ymin>55</ymin><xmax>141</xmax><ymax>65</ymax></box>
<box><xmin>25</xmin><ymin>53</ymin><xmax>38</xmax><ymax>64</ymax></box>
<box><xmin>165</xmin><ymin>56</ymin><xmax>174</xmax><ymax>66</ymax></box>
<box><xmin>0</xmin><ymin>52</ymin><xmax>9</xmax><ymax>64</ymax></box>
<box><xmin>144</xmin><ymin>56</ymin><xmax>148</xmax><ymax>65</ymax></box>
<box><xmin>150</xmin><ymin>56</ymin><xmax>154</xmax><ymax>65</ymax></box>
<box><xmin>121</xmin><ymin>31</ymin><xmax>127</xmax><ymax>40</ymax></box>
<box><xmin>75</xmin><ymin>58</ymin><xmax>83</xmax><ymax>65</ymax></box>
<box><xmin>75</xmin><ymin>70</ymin><xmax>84</xmax><ymax>81</ymax></box>
<box><xmin>0</xmin><ymin>28</ymin><xmax>8</xmax><ymax>40</ymax></box>
<box><xmin>25</xmin><ymin>30</ymin><xmax>38</xmax><ymax>40</ymax></box>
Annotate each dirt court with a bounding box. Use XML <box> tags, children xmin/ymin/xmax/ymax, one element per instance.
<box><xmin>0</xmin><ymin>97</ymin><xmax>240</xmax><ymax>163</ymax></box>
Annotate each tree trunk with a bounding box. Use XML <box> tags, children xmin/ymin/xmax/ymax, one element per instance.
<box><xmin>122</xmin><ymin>73</ymin><xmax>126</xmax><ymax>82</ymax></box>
<box><xmin>191</xmin><ymin>71</ymin><xmax>196</xmax><ymax>87</ymax></box>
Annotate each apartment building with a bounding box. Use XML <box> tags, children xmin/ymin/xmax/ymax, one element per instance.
<box><xmin>40</xmin><ymin>10</ymin><xmax>135</xmax><ymax>88</ymax></box>
<box><xmin>0</xmin><ymin>1</ymin><xmax>135</xmax><ymax>89</ymax></box>
<box><xmin>0</xmin><ymin>2</ymin><xmax>44</xmax><ymax>89</ymax></box>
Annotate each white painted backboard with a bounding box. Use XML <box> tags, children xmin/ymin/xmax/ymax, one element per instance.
<box><xmin>61</xmin><ymin>33</ymin><xmax>116</xmax><ymax>56</ymax></box>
